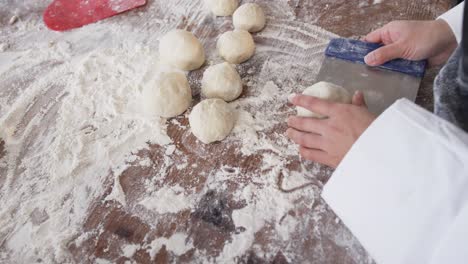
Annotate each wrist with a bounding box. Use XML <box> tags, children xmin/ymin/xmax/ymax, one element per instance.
<box><xmin>434</xmin><ymin>19</ymin><xmax>457</xmax><ymax>46</ymax></box>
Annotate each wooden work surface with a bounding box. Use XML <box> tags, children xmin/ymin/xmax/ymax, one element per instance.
<box><xmin>0</xmin><ymin>0</ymin><xmax>452</xmax><ymax>263</ymax></box>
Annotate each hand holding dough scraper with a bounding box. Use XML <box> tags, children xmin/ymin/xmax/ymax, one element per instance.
<box><xmin>316</xmin><ymin>38</ymin><xmax>427</xmax><ymax>115</ymax></box>
<box><xmin>44</xmin><ymin>0</ymin><xmax>147</xmax><ymax>31</ymax></box>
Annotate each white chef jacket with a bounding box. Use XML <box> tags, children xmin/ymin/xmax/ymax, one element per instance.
<box><xmin>439</xmin><ymin>2</ymin><xmax>465</xmax><ymax>43</ymax></box>
<box><xmin>321</xmin><ymin>3</ymin><xmax>468</xmax><ymax>264</ymax></box>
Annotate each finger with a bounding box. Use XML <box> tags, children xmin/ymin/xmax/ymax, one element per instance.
<box><xmin>286</xmin><ymin>128</ymin><xmax>325</xmax><ymax>150</ymax></box>
<box><xmin>289</xmin><ymin>94</ymin><xmax>334</xmax><ymax>117</ymax></box>
<box><xmin>364</xmin><ymin>43</ymin><xmax>402</xmax><ymax>66</ymax></box>
<box><xmin>299</xmin><ymin>147</ymin><xmax>335</xmax><ymax>168</ymax></box>
<box><xmin>352</xmin><ymin>91</ymin><xmax>367</xmax><ymax>107</ymax></box>
<box><xmin>287</xmin><ymin>116</ymin><xmax>327</xmax><ymax>134</ymax></box>
<box><xmin>363</xmin><ymin>27</ymin><xmax>385</xmax><ymax>43</ymax></box>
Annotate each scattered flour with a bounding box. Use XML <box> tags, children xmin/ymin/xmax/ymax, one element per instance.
<box><xmin>138</xmin><ymin>185</ymin><xmax>192</xmax><ymax>214</ymax></box>
<box><xmin>95</xmin><ymin>258</ymin><xmax>113</xmax><ymax>264</ymax></box>
<box><xmin>0</xmin><ymin>43</ymin><xmax>8</xmax><ymax>52</ymax></box>
<box><xmin>0</xmin><ymin>0</ymin><xmax>375</xmax><ymax>263</ymax></box>
<box><xmin>231</xmin><ymin>80</ymin><xmax>298</xmax><ymax>156</ymax></box>
<box><xmin>121</xmin><ymin>244</ymin><xmax>140</xmax><ymax>258</ymax></box>
<box><xmin>147</xmin><ymin>233</ymin><xmax>193</xmax><ymax>260</ymax></box>
<box><xmin>0</xmin><ymin>37</ymin><xmax>171</xmax><ymax>263</ymax></box>
<box><xmin>165</xmin><ymin>144</ymin><xmax>177</xmax><ymax>155</ymax></box>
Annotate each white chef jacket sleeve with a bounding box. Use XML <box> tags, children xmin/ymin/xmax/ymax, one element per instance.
<box><xmin>321</xmin><ymin>98</ymin><xmax>468</xmax><ymax>264</ymax></box>
<box><xmin>438</xmin><ymin>1</ymin><xmax>465</xmax><ymax>43</ymax></box>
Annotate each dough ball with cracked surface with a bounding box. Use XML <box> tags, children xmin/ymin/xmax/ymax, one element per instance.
<box><xmin>202</xmin><ymin>62</ymin><xmax>243</xmax><ymax>102</ymax></box>
<box><xmin>296</xmin><ymin>82</ymin><xmax>351</xmax><ymax>119</ymax></box>
<box><xmin>205</xmin><ymin>0</ymin><xmax>239</xmax><ymax>16</ymax></box>
<box><xmin>233</xmin><ymin>3</ymin><xmax>266</xmax><ymax>33</ymax></box>
<box><xmin>159</xmin><ymin>29</ymin><xmax>205</xmax><ymax>71</ymax></box>
<box><xmin>142</xmin><ymin>72</ymin><xmax>192</xmax><ymax>118</ymax></box>
<box><xmin>189</xmin><ymin>99</ymin><xmax>235</xmax><ymax>144</ymax></box>
<box><xmin>217</xmin><ymin>30</ymin><xmax>255</xmax><ymax>64</ymax></box>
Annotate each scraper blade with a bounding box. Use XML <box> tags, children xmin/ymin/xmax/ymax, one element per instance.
<box><xmin>316</xmin><ymin>38</ymin><xmax>427</xmax><ymax>115</ymax></box>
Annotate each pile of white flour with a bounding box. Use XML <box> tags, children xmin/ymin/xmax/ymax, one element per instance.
<box><xmin>0</xmin><ymin>0</ymin><xmax>373</xmax><ymax>263</ymax></box>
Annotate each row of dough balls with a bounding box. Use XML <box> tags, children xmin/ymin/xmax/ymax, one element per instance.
<box><xmin>142</xmin><ymin>67</ymin><xmax>237</xmax><ymax>144</ymax></box>
<box><xmin>205</xmin><ymin>0</ymin><xmax>266</xmax><ymax>32</ymax></box>
<box><xmin>159</xmin><ymin>3</ymin><xmax>265</xmax><ymax>69</ymax></box>
<box><xmin>144</xmin><ymin>2</ymin><xmax>266</xmax><ymax>144</ymax></box>
<box><xmin>196</xmin><ymin>1</ymin><xmax>266</xmax><ymax>143</ymax></box>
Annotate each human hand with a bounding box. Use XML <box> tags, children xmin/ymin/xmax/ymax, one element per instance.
<box><xmin>286</xmin><ymin>91</ymin><xmax>376</xmax><ymax>168</ymax></box>
<box><xmin>363</xmin><ymin>20</ymin><xmax>457</xmax><ymax>67</ymax></box>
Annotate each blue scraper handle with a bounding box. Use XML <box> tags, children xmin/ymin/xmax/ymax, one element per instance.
<box><xmin>325</xmin><ymin>38</ymin><xmax>427</xmax><ymax>78</ymax></box>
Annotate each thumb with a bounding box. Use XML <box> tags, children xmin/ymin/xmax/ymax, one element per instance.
<box><xmin>364</xmin><ymin>43</ymin><xmax>402</xmax><ymax>66</ymax></box>
<box><xmin>352</xmin><ymin>91</ymin><xmax>367</xmax><ymax>108</ymax></box>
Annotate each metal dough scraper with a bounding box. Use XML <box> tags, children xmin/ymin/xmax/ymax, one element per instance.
<box><xmin>316</xmin><ymin>38</ymin><xmax>427</xmax><ymax>115</ymax></box>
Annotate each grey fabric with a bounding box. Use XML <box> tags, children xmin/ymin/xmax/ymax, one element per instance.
<box><xmin>434</xmin><ymin>46</ymin><xmax>468</xmax><ymax>132</ymax></box>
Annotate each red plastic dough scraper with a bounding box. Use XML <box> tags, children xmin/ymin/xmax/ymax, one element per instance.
<box><xmin>43</xmin><ymin>0</ymin><xmax>147</xmax><ymax>31</ymax></box>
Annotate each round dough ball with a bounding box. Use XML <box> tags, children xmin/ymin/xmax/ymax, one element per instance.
<box><xmin>189</xmin><ymin>99</ymin><xmax>235</xmax><ymax>144</ymax></box>
<box><xmin>159</xmin><ymin>30</ymin><xmax>205</xmax><ymax>71</ymax></box>
<box><xmin>202</xmin><ymin>62</ymin><xmax>243</xmax><ymax>102</ymax></box>
<box><xmin>204</xmin><ymin>0</ymin><xmax>238</xmax><ymax>16</ymax></box>
<box><xmin>142</xmin><ymin>72</ymin><xmax>192</xmax><ymax>118</ymax></box>
<box><xmin>296</xmin><ymin>81</ymin><xmax>351</xmax><ymax>119</ymax></box>
<box><xmin>233</xmin><ymin>3</ymin><xmax>266</xmax><ymax>32</ymax></box>
<box><xmin>217</xmin><ymin>30</ymin><xmax>255</xmax><ymax>64</ymax></box>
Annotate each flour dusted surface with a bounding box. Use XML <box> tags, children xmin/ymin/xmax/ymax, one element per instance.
<box><xmin>0</xmin><ymin>0</ymin><xmax>375</xmax><ymax>263</ymax></box>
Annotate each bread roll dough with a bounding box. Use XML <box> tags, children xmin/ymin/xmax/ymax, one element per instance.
<box><xmin>159</xmin><ymin>30</ymin><xmax>205</xmax><ymax>71</ymax></box>
<box><xmin>142</xmin><ymin>72</ymin><xmax>192</xmax><ymax>118</ymax></box>
<box><xmin>233</xmin><ymin>3</ymin><xmax>266</xmax><ymax>32</ymax></box>
<box><xmin>189</xmin><ymin>99</ymin><xmax>235</xmax><ymax>144</ymax></box>
<box><xmin>205</xmin><ymin>0</ymin><xmax>238</xmax><ymax>16</ymax></box>
<box><xmin>202</xmin><ymin>62</ymin><xmax>243</xmax><ymax>102</ymax></box>
<box><xmin>217</xmin><ymin>30</ymin><xmax>255</xmax><ymax>64</ymax></box>
<box><xmin>296</xmin><ymin>82</ymin><xmax>351</xmax><ymax>118</ymax></box>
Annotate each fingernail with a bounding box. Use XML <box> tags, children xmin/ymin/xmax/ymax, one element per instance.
<box><xmin>364</xmin><ymin>54</ymin><xmax>374</xmax><ymax>65</ymax></box>
<box><xmin>288</xmin><ymin>93</ymin><xmax>297</xmax><ymax>102</ymax></box>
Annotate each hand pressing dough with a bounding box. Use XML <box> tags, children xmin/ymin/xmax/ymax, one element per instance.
<box><xmin>189</xmin><ymin>99</ymin><xmax>235</xmax><ymax>144</ymax></box>
<box><xmin>202</xmin><ymin>62</ymin><xmax>243</xmax><ymax>102</ymax></box>
<box><xmin>142</xmin><ymin>72</ymin><xmax>192</xmax><ymax>118</ymax></box>
<box><xmin>296</xmin><ymin>81</ymin><xmax>351</xmax><ymax>118</ymax></box>
<box><xmin>205</xmin><ymin>0</ymin><xmax>238</xmax><ymax>16</ymax></box>
<box><xmin>233</xmin><ymin>3</ymin><xmax>266</xmax><ymax>32</ymax></box>
<box><xmin>159</xmin><ymin>29</ymin><xmax>205</xmax><ymax>71</ymax></box>
<box><xmin>217</xmin><ymin>30</ymin><xmax>255</xmax><ymax>64</ymax></box>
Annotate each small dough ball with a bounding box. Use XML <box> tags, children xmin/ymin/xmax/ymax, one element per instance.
<box><xmin>205</xmin><ymin>0</ymin><xmax>238</xmax><ymax>16</ymax></box>
<box><xmin>233</xmin><ymin>3</ymin><xmax>266</xmax><ymax>33</ymax></box>
<box><xmin>202</xmin><ymin>62</ymin><xmax>243</xmax><ymax>102</ymax></box>
<box><xmin>217</xmin><ymin>30</ymin><xmax>255</xmax><ymax>64</ymax></box>
<box><xmin>142</xmin><ymin>72</ymin><xmax>192</xmax><ymax>118</ymax></box>
<box><xmin>189</xmin><ymin>99</ymin><xmax>235</xmax><ymax>144</ymax></box>
<box><xmin>159</xmin><ymin>30</ymin><xmax>205</xmax><ymax>71</ymax></box>
<box><xmin>296</xmin><ymin>82</ymin><xmax>351</xmax><ymax>119</ymax></box>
